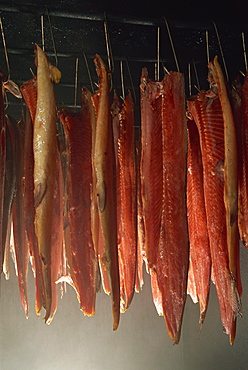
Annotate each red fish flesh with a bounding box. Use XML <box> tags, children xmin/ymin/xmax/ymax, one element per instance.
<box><xmin>59</xmin><ymin>87</ymin><xmax>98</xmax><ymax>316</ymax></box>
<box><xmin>187</xmin><ymin>72</ymin><xmax>241</xmax><ymax>343</ymax></box>
<box><xmin>140</xmin><ymin>69</ymin><xmax>188</xmax><ymax>344</ymax></box>
<box><xmin>186</xmin><ymin>115</ymin><xmax>211</xmax><ymax>324</ymax></box>
<box><xmin>140</xmin><ymin>68</ymin><xmax>163</xmax><ymax>271</ymax></box>
<box><xmin>12</xmin><ymin>118</ymin><xmax>29</xmax><ymax>317</ymax></box>
<box><xmin>232</xmin><ymin>73</ymin><xmax>248</xmax><ymax>249</ymax></box>
<box><xmin>156</xmin><ymin>71</ymin><xmax>188</xmax><ymax>344</ymax></box>
<box><xmin>116</xmin><ymin>91</ymin><xmax>137</xmax><ymax>311</ymax></box>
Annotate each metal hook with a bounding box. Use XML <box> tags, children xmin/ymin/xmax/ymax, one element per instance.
<box><xmin>205</xmin><ymin>30</ymin><xmax>210</xmax><ymax>64</ymax></box>
<box><xmin>41</xmin><ymin>15</ymin><xmax>45</xmax><ymax>52</ymax></box>
<box><xmin>212</xmin><ymin>21</ymin><xmax>229</xmax><ymax>82</ymax></box>
<box><xmin>46</xmin><ymin>6</ymin><xmax>58</xmax><ymax>67</ymax></box>
<box><xmin>0</xmin><ymin>17</ymin><xmax>10</xmax><ymax>80</ymax></box>
<box><xmin>74</xmin><ymin>57</ymin><xmax>79</xmax><ymax>112</ymax></box>
<box><xmin>163</xmin><ymin>17</ymin><xmax>179</xmax><ymax>72</ymax></box>
<box><xmin>4</xmin><ymin>91</ymin><xmax>9</xmax><ymax>111</ymax></box>
<box><xmin>241</xmin><ymin>32</ymin><xmax>247</xmax><ymax>73</ymax></box>
<box><xmin>83</xmin><ymin>52</ymin><xmax>94</xmax><ymax>94</ymax></box>
<box><xmin>192</xmin><ymin>60</ymin><xmax>200</xmax><ymax>91</ymax></box>
<box><xmin>124</xmin><ymin>55</ymin><xmax>136</xmax><ymax>104</ymax></box>
<box><xmin>29</xmin><ymin>67</ymin><xmax>35</xmax><ymax>78</ymax></box>
<box><xmin>156</xmin><ymin>26</ymin><xmax>160</xmax><ymax>81</ymax></box>
<box><xmin>103</xmin><ymin>12</ymin><xmax>114</xmax><ymax>74</ymax></box>
<box><xmin>120</xmin><ymin>60</ymin><xmax>125</xmax><ymax>101</ymax></box>
<box><xmin>188</xmin><ymin>62</ymin><xmax>192</xmax><ymax>97</ymax></box>
<box><xmin>162</xmin><ymin>62</ymin><xmax>170</xmax><ymax>75</ymax></box>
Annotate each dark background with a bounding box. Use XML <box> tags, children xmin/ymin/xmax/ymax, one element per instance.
<box><xmin>0</xmin><ymin>0</ymin><xmax>248</xmax><ymax>120</ymax></box>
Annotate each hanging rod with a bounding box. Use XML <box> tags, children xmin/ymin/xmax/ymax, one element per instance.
<box><xmin>0</xmin><ymin>4</ymin><xmax>243</xmax><ymax>30</ymax></box>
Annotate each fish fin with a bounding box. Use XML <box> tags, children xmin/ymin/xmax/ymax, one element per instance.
<box><xmin>34</xmin><ymin>182</ymin><xmax>47</xmax><ymax>208</ymax></box>
<box><xmin>49</xmin><ymin>65</ymin><xmax>62</xmax><ymax>84</ymax></box>
<box><xmin>98</xmin><ymin>181</ymin><xmax>106</xmax><ymax>213</ymax></box>
<box><xmin>3</xmin><ymin>79</ymin><xmax>22</xmax><ymax>98</ymax></box>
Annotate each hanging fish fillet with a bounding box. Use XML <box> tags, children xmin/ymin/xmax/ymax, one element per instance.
<box><xmin>116</xmin><ymin>91</ymin><xmax>137</xmax><ymax>312</ymax></box>
<box><xmin>186</xmin><ymin>115</ymin><xmax>211</xmax><ymax>325</ymax></box>
<box><xmin>140</xmin><ymin>68</ymin><xmax>163</xmax><ymax>271</ymax></box>
<box><xmin>135</xmin><ymin>130</ymin><xmax>145</xmax><ymax>293</ymax></box>
<box><xmin>110</xmin><ymin>91</ymin><xmax>121</xmax><ymax>298</ymax></box>
<box><xmin>111</xmin><ymin>91</ymin><xmax>121</xmax><ymax>164</ymax></box>
<box><xmin>20</xmin><ymin>79</ymin><xmax>45</xmax><ymax>315</ymax></box>
<box><xmin>12</xmin><ymin>117</ymin><xmax>29</xmax><ymax>317</ymax></box>
<box><xmin>208</xmin><ymin>57</ymin><xmax>240</xmax><ymax>289</ymax></box>
<box><xmin>0</xmin><ymin>69</ymin><xmax>6</xmax><ymax>274</ymax></box>
<box><xmin>187</xmin><ymin>73</ymin><xmax>241</xmax><ymax>343</ymax></box>
<box><xmin>2</xmin><ymin>116</ymin><xmax>16</xmax><ymax>280</ymax></box>
<box><xmin>33</xmin><ymin>44</ymin><xmax>63</xmax><ymax>323</ymax></box>
<box><xmin>59</xmin><ymin>87</ymin><xmax>98</xmax><ymax>316</ymax></box>
<box><xmin>92</xmin><ymin>54</ymin><xmax>120</xmax><ymax>330</ymax></box>
<box><xmin>92</xmin><ymin>89</ymin><xmax>111</xmax><ymax>296</ymax></box>
<box><xmin>155</xmin><ymin>71</ymin><xmax>188</xmax><ymax>344</ymax></box>
<box><xmin>0</xmin><ymin>73</ymin><xmax>21</xmax><ymax>276</ymax></box>
<box><xmin>232</xmin><ymin>73</ymin><xmax>248</xmax><ymax>248</ymax></box>
<box><xmin>20</xmin><ymin>77</ymin><xmax>37</xmax><ymax>123</ymax></box>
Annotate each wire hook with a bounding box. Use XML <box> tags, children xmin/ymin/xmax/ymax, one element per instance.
<box><xmin>212</xmin><ymin>21</ymin><xmax>229</xmax><ymax>82</ymax></box>
<box><xmin>124</xmin><ymin>56</ymin><xmax>136</xmax><ymax>104</ymax></box>
<box><xmin>74</xmin><ymin>57</ymin><xmax>79</xmax><ymax>112</ymax></box>
<box><xmin>241</xmin><ymin>32</ymin><xmax>247</xmax><ymax>73</ymax></box>
<box><xmin>205</xmin><ymin>30</ymin><xmax>210</xmax><ymax>65</ymax></box>
<box><xmin>163</xmin><ymin>17</ymin><xmax>179</xmax><ymax>72</ymax></box>
<box><xmin>188</xmin><ymin>62</ymin><xmax>192</xmax><ymax>97</ymax></box>
<box><xmin>156</xmin><ymin>26</ymin><xmax>160</xmax><ymax>81</ymax></box>
<box><xmin>103</xmin><ymin>12</ymin><xmax>114</xmax><ymax>74</ymax></box>
<box><xmin>41</xmin><ymin>15</ymin><xmax>45</xmax><ymax>52</ymax></box>
<box><xmin>46</xmin><ymin>6</ymin><xmax>58</xmax><ymax>67</ymax></box>
<box><xmin>192</xmin><ymin>60</ymin><xmax>200</xmax><ymax>91</ymax></box>
<box><xmin>83</xmin><ymin>52</ymin><xmax>94</xmax><ymax>94</ymax></box>
<box><xmin>120</xmin><ymin>60</ymin><xmax>125</xmax><ymax>100</ymax></box>
<box><xmin>0</xmin><ymin>17</ymin><xmax>10</xmax><ymax>80</ymax></box>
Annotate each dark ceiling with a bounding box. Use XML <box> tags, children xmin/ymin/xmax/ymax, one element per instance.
<box><xmin>0</xmin><ymin>0</ymin><xmax>247</xmax><ymax>119</ymax></box>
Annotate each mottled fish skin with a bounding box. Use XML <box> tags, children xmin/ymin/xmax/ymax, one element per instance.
<box><xmin>117</xmin><ymin>92</ymin><xmax>137</xmax><ymax>311</ymax></box>
<box><xmin>140</xmin><ymin>68</ymin><xmax>163</xmax><ymax>271</ymax></box>
<box><xmin>20</xmin><ymin>80</ymin><xmax>45</xmax><ymax>315</ymax></box>
<box><xmin>156</xmin><ymin>72</ymin><xmax>188</xmax><ymax>344</ymax></box>
<box><xmin>93</xmin><ymin>54</ymin><xmax>120</xmax><ymax>330</ymax></box>
<box><xmin>12</xmin><ymin>118</ymin><xmax>29</xmax><ymax>317</ymax></box>
<box><xmin>33</xmin><ymin>44</ymin><xmax>62</xmax><ymax>323</ymax></box>
<box><xmin>188</xmin><ymin>86</ymin><xmax>241</xmax><ymax>344</ymax></box>
<box><xmin>92</xmin><ymin>90</ymin><xmax>111</xmax><ymax>295</ymax></box>
<box><xmin>186</xmin><ymin>116</ymin><xmax>211</xmax><ymax>325</ymax></box>
<box><xmin>59</xmin><ymin>87</ymin><xmax>98</xmax><ymax>316</ymax></box>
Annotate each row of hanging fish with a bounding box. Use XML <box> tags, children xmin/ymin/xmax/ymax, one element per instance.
<box><xmin>0</xmin><ymin>44</ymin><xmax>247</xmax><ymax>345</ymax></box>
